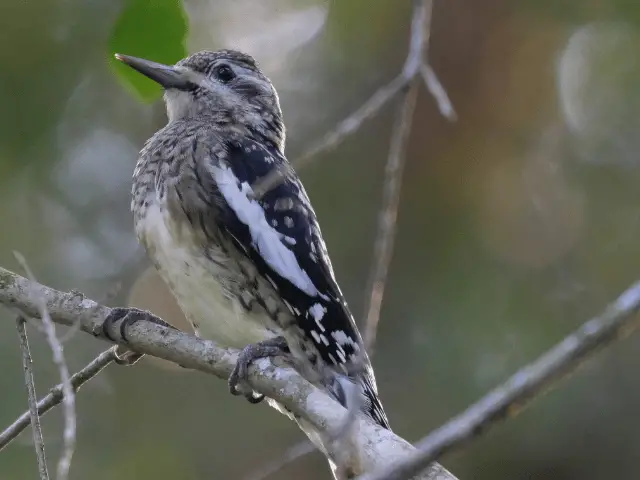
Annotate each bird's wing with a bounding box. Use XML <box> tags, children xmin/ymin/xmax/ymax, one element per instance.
<box><xmin>189</xmin><ymin>133</ymin><xmax>388</xmax><ymax>428</ymax></box>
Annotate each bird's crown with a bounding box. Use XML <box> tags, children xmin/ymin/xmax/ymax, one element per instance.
<box><xmin>176</xmin><ymin>49</ymin><xmax>260</xmax><ymax>75</ymax></box>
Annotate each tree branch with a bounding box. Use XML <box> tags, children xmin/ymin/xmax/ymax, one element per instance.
<box><xmin>13</xmin><ymin>251</ymin><xmax>76</xmax><ymax>480</ymax></box>
<box><xmin>420</xmin><ymin>63</ymin><xmax>456</xmax><ymax>121</ymax></box>
<box><xmin>244</xmin><ymin>441</ymin><xmax>317</xmax><ymax>480</ymax></box>
<box><xmin>0</xmin><ymin>266</ymin><xmax>457</xmax><ymax>480</ymax></box>
<box><xmin>363</xmin><ymin>80</ymin><xmax>419</xmax><ymax>352</ymax></box>
<box><xmin>16</xmin><ymin>317</ymin><xmax>49</xmax><ymax>480</ymax></box>
<box><xmin>358</xmin><ymin>280</ymin><xmax>640</xmax><ymax>480</ymax></box>
<box><xmin>0</xmin><ymin>347</ymin><xmax>122</xmax><ymax>451</ymax></box>
<box><xmin>252</xmin><ymin>0</ymin><xmax>454</xmax><ymax>199</ymax></box>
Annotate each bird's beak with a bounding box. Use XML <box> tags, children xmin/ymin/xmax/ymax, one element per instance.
<box><xmin>115</xmin><ymin>54</ymin><xmax>191</xmax><ymax>90</ymax></box>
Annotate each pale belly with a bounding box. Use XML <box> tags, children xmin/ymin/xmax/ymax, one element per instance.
<box><xmin>137</xmin><ymin>203</ymin><xmax>279</xmax><ymax>349</ymax></box>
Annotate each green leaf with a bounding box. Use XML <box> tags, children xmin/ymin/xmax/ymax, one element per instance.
<box><xmin>108</xmin><ymin>0</ymin><xmax>188</xmax><ymax>102</ymax></box>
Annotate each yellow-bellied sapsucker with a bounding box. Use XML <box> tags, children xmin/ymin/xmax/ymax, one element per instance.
<box><xmin>108</xmin><ymin>50</ymin><xmax>390</xmax><ymax>436</ymax></box>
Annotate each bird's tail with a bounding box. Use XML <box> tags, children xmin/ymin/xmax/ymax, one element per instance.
<box><xmin>328</xmin><ymin>371</ymin><xmax>390</xmax><ymax>429</ymax></box>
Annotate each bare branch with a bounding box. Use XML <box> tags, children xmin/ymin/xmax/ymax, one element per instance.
<box><xmin>358</xmin><ymin>280</ymin><xmax>640</xmax><ymax>480</ymax></box>
<box><xmin>251</xmin><ymin>20</ymin><xmax>453</xmax><ymax>474</ymax></box>
<box><xmin>363</xmin><ymin>83</ymin><xmax>419</xmax><ymax>352</ymax></box>
<box><xmin>343</xmin><ymin>77</ymin><xmax>419</xmax><ymax>480</ymax></box>
<box><xmin>403</xmin><ymin>0</ymin><xmax>431</xmax><ymax>79</ymax></box>
<box><xmin>39</xmin><ymin>304</ymin><xmax>75</xmax><ymax>480</ymax></box>
<box><xmin>244</xmin><ymin>441</ymin><xmax>316</xmax><ymax>480</ymax></box>
<box><xmin>253</xmin><ymin>0</ymin><xmax>454</xmax><ymax>199</ymax></box>
<box><xmin>339</xmin><ymin>80</ymin><xmax>421</xmax><ymax>477</ymax></box>
<box><xmin>362</xmin><ymin>0</ymin><xmax>429</xmax><ymax>353</ymax></box>
<box><xmin>16</xmin><ymin>317</ymin><xmax>49</xmax><ymax>480</ymax></box>
<box><xmin>0</xmin><ymin>265</ymin><xmax>457</xmax><ymax>480</ymax></box>
<box><xmin>252</xmin><ymin>74</ymin><xmax>406</xmax><ymax>198</ymax></box>
<box><xmin>420</xmin><ymin>63</ymin><xmax>456</xmax><ymax>121</ymax></box>
<box><xmin>0</xmin><ymin>347</ymin><xmax>120</xmax><ymax>451</ymax></box>
<box><xmin>296</xmin><ymin>77</ymin><xmax>406</xmax><ymax>166</ymax></box>
<box><xmin>14</xmin><ymin>253</ymin><xmax>76</xmax><ymax>480</ymax></box>
<box><xmin>331</xmin><ymin>4</ymin><xmax>432</xmax><ymax>456</ymax></box>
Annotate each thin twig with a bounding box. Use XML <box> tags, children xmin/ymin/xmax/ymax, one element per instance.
<box><xmin>252</xmin><ymin>75</ymin><xmax>406</xmax><ymax>198</ymax></box>
<box><xmin>253</xmin><ymin>0</ymin><xmax>453</xmax><ymax>199</ymax></box>
<box><xmin>403</xmin><ymin>0</ymin><xmax>431</xmax><ymax>79</ymax></box>
<box><xmin>14</xmin><ymin>253</ymin><xmax>76</xmax><ymax>480</ymax></box>
<box><xmin>362</xmin><ymin>84</ymin><xmax>419</xmax><ymax>352</ymax></box>
<box><xmin>332</xmin><ymin>82</ymin><xmax>421</xmax><ymax>477</ymax></box>
<box><xmin>0</xmin><ymin>347</ymin><xmax>120</xmax><ymax>451</ymax></box>
<box><xmin>296</xmin><ymin>77</ymin><xmax>407</xmax><ymax>167</ymax></box>
<box><xmin>332</xmin><ymin>5</ymin><xmax>430</xmax><ymax>472</ymax></box>
<box><xmin>358</xmin><ymin>280</ymin><xmax>640</xmax><ymax>480</ymax></box>
<box><xmin>16</xmin><ymin>316</ymin><xmax>50</xmax><ymax>480</ymax></box>
<box><xmin>362</xmin><ymin>0</ymin><xmax>431</xmax><ymax>353</ymax></box>
<box><xmin>420</xmin><ymin>63</ymin><xmax>456</xmax><ymax>121</ymax></box>
<box><xmin>244</xmin><ymin>441</ymin><xmax>316</xmax><ymax>480</ymax></box>
<box><xmin>328</xmin><ymin>3</ymin><xmax>433</xmax><ymax>475</ymax></box>
<box><xmin>38</xmin><ymin>301</ymin><xmax>76</xmax><ymax>480</ymax></box>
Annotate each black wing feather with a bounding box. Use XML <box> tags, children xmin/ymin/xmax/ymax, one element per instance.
<box><xmin>211</xmin><ymin>137</ymin><xmax>389</xmax><ymax>428</ymax></box>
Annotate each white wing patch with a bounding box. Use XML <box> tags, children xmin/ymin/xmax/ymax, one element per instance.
<box><xmin>282</xmin><ymin>235</ymin><xmax>297</xmax><ymax>246</ymax></box>
<box><xmin>308</xmin><ymin>303</ymin><xmax>327</xmax><ymax>321</ymax></box>
<box><xmin>331</xmin><ymin>329</ymin><xmax>361</xmax><ymax>364</ymax></box>
<box><xmin>211</xmin><ymin>164</ymin><xmax>319</xmax><ymax>297</ymax></box>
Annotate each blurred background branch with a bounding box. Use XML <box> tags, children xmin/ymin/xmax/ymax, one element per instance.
<box><xmin>0</xmin><ymin>347</ymin><xmax>123</xmax><ymax>452</ymax></box>
<box><xmin>359</xmin><ymin>280</ymin><xmax>640</xmax><ymax>480</ymax></box>
<box><xmin>16</xmin><ymin>317</ymin><xmax>49</xmax><ymax>480</ymax></box>
<box><xmin>14</xmin><ymin>252</ymin><xmax>76</xmax><ymax>480</ymax></box>
<box><xmin>254</xmin><ymin>0</ymin><xmax>454</xmax><ymax>198</ymax></box>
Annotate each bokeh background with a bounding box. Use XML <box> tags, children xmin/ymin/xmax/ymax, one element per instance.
<box><xmin>2</xmin><ymin>0</ymin><xmax>640</xmax><ymax>479</ymax></box>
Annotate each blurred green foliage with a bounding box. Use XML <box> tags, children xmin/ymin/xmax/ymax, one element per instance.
<box><xmin>108</xmin><ymin>0</ymin><xmax>188</xmax><ymax>102</ymax></box>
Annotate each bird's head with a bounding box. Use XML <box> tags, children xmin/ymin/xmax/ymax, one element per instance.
<box><xmin>115</xmin><ymin>49</ymin><xmax>285</xmax><ymax>150</ymax></box>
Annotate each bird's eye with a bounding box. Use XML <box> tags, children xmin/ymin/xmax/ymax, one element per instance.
<box><xmin>214</xmin><ymin>64</ymin><xmax>235</xmax><ymax>83</ymax></box>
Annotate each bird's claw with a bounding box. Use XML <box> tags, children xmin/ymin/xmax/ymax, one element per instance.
<box><xmin>102</xmin><ymin>307</ymin><xmax>176</xmax><ymax>344</ymax></box>
<box><xmin>112</xmin><ymin>346</ymin><xmax>144</xmax><ymax>366</ymax></box>
<box><xmin>228</xmin><ymin>336</ymin><xmax>289</xmax><ymax>405</ymax></box>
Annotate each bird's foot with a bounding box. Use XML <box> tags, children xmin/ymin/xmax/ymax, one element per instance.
<box><xmin>229</xmin><ymin>336</ymin><xmax>290</xmax><ymax>404</ymax></box>
<box><xmin>101</xmin><ymin>307</ymin><xmax>177</xmax><ymax>364</ymax></box>
<box><xmin>101</xmin><ymin>307</ymin><xmax>178</xmax><ymax>365</ymax></box>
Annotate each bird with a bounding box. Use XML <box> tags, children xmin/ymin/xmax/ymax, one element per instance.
<box><xmin>106</xmin><ymin>49</ymin><xmax>390</xmax><ymax>437</ymax></box>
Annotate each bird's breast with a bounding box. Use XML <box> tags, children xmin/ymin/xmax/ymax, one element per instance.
<box><xmin>134</xmin><ymin>198</ymin><xmax>279</xmax><ymax>349</ymax></box>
